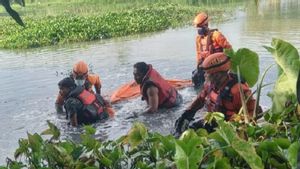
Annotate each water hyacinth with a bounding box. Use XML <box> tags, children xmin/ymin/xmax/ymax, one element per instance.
<box><xmin>0</xmin><ymin>3</ymin><xmax>207</xmax><ymax>49</ymax></box>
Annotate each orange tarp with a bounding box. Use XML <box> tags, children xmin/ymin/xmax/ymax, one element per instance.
<box><xmin>110</xmin><ymin>79</ymin><xmax>192</xmax><ymax>104</ymax></box>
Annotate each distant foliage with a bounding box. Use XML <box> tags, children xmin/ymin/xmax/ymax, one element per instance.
<box><xmin>0</xmin><ymin>3</ymin><xmax>202</xmax><ymax>49</ymax></box>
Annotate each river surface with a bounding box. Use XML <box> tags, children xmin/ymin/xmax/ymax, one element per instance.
<box><xmin>0</xmin><ymin>0</ymin><xmax>300</xmax><ymax>164</ymax></box>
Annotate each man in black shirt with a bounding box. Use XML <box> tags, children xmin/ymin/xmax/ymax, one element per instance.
<box><xmin>58</xmin><ymin>77</ymin><xmax>109</xmax><ymax>126</ymax></box>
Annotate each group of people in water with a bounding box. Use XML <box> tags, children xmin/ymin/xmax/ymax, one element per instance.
<box><xmin>55</xmin><ymin>12</ymin><xmax>258</xmax><ymax>136</ymax></box>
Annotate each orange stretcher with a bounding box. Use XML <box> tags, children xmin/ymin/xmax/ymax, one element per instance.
<box><xmin>110</xmin><ymin>79</ymin><xmax>192</xmax><ymax>103</ymax></box>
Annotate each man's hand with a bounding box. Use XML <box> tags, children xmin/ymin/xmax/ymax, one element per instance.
<box><xmin>173</xmin><ymin>110</ymin><xmax>196</xmax><ymax>138</ymax></box>
<box><xmin>55</xmin><ymin>103</ymin><xmax>65</xmax><ymax>114</ymax></box>
<box><xmin>174</xmin><ymin>117</ymin><xmax>190</xmax><ymax>138</ymax></box>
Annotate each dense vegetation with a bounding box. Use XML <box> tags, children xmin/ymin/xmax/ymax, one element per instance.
<box><xmin>0</xmin><ymin>0</ymin><xmax>241</xmax><ymax>49</ymax></box>
<box><xmin>0</xmin><ymin>4</ymin><xmax>198</xmax><ymax>48</ymax></box>
<box><xmin>0</xmin><ymin>39</ymin><xmax>299</xmax><ymax>169</ymax></box>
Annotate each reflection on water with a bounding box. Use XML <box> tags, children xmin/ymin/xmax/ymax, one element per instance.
<box><xmin>0</xmin><ymin>0</ymin><xmax>300</xmax><ymax>164</ymax></box>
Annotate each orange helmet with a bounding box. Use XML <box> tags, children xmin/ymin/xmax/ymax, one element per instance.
<box><xmin>202</xmin><ymin>52</ymin><xmax>230</xmax><ymax>74</ymax></box>
<box><xmin>193</xmin><ymin>12</ymin><xmax>208</xmax><ymax>27</ymax></box>
<box><xmin>73</xmin><ymin>60</ymin><xmax>88</xmax><ymax>75</ymax></box>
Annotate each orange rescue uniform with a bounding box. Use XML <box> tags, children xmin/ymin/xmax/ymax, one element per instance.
<box><xmin>196</xmin><ymin>30</ymin><xmax>232</xmax><ymax>65</ymax></box>
<box><xmin>189</xmin><ymin>74</ymin><xmax>255</xmax><ymax>120</ymax></box>
<box><xmin>56</xmin><ymin>74</ymin><xmax>115</xmax><ymax>117</ymax></box>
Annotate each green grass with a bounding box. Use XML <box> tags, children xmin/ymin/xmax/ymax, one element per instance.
<box><xmin>0</xmin><ymin>0</ymin><xmax>245</xmax><ymax>49</ymax></box>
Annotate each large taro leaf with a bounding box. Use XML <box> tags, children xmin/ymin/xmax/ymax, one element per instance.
<box><xmin>216</xmin><ymin>121</ymin><xmax>264</xmax><ymax>169</ymax></box>
<box><xmin>287</xmin><ymin>142</ymin><xmax>300</xmax><ymax>169</ymax></box>
<box><xmin>264</xmin><ymin>38</ymin><xmax>300</xmax><ymax>81</ymax></box>
<box><xmin>264</xmin><ymin>38</ymin><xmax>300</xmax><ymax>114</ymax></box>
<box><xmin>268</xmin><ymin>74</ymin><xmax>296</xmax><ymax>116</ymax></box>
<box><xmin>175</xmin><ymin>130</ymin><xmax>204</xmax><ymax>169</ymax></box>
<box><xmin>227</xmin><ymin>48</ymin><xmax>259</xmax><ymax>87</ymax></box>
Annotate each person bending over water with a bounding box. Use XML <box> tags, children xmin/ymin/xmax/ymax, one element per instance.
<box><xmin>133</xmin><ymin>62</ymin><xmax>182</xmax><ymax>114</ymax></box>
<box><xmin>58</xmin><ymin>77</ymin><xmax>113</xmax><ymax>127</ymax></box>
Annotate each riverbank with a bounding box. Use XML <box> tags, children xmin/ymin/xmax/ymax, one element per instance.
<box><xmin>0</xmin><ymin>2</ymin><xmax>235</xmax><ymax>49</ymax></box>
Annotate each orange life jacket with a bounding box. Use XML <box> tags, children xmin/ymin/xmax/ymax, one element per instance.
<box><xmin>205</xmin><ymin>74</ymin><xmax>246</xmax><ymax>120</ymax></box>
<box><xmin>68</xmin><ymin>86</ymin><xmax>105</xmax><ymax>119</ymax></box>
<box><xmin>141</xmin><ymin>65</ymin><xmax>178</xmax><ymax>108</ymax></box>
<box><xmin>56</xmin><ymin>74</ymin><xmax>101</xmax><ymax>106</ymax></box>
<box><xmin>197</xmin><ymin>29</ymin><xmax>224</xmax><ymax>62</ymax></box>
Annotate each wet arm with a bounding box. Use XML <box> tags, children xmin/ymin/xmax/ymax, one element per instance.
<box><xmin>181</xmin><ymin>84</ymin><xmax>208</xmax><ymax>120</ymax></box>
<box><xmin>55</xmin><ymin>94</ymin><xmax>64</xmax><ymax>113</ymax></box>
<box><xmin>187</xmin><ymin>95</ymin><xmax>205</xmax><ymax>113</ymax></box>
<box><xmin>94</xmin><ymin>75</ymin><xmax>101</xmax><ymax>94</ymax></box>
<box><xmin>55</xmin><ymin>103</ymin><xmax>64</xmax><ymax>114</ymax></box>
<box><xmin>95</xmin><ymin>82</ymin><xmax>101</xmax><ymax>95</ymax></box>
<box><xmin>195</xmin><ymin>36</ymin><xmax>202</xmax><ymax>64</ymax></box>
<box><xmin>144</xmin><ymin>86</ymin><xmax>159</xmax><ymax>113</ymax></box>
<box><xmin>64</xmin><ymin>98</ymin><xmax>81</xmax><ymax>127</ymax></box>
<box><xmin>214</xmin><ymin>32</ymin><xmax>232</xmax><ymax>49</ymax></box>
<box><xmin>70</xmin><ymin>113</ymin><xmax>78</xmax><ymax>127</ymax></box>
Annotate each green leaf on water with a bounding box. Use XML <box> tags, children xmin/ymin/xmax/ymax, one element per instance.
<box><xmin>83</xmin><ymin>125</ymin><xmax>96</xmax><ymax>135</ymax></box>
<box><xmin>59</xmin><ymin>142</ymin><xmax>75</xmax><ymax>154</ymax></box>
<box><xmin>80</xmin><ymin>134</ymin><xmax>99</xmax><ymax>151</ymax></box>
<box><xmin>27</xmin><ymin>133</ymin><xmax>43</xmax><ymax>153</ymax></box>
<box><xmin>14</xmin><ymin>138</ymin><xmax>29</xmax><ymax>159</ymax></box>
<box><xmin>41</xmin><ymin>120</ymin><xmax>60</xmax><ymax>140</ymax></box>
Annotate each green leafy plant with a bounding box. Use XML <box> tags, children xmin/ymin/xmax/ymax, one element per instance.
<box><xmin>226</xmin><ymin>48</ymin><xmax>260</xmax><ymax>87</ymax></box>
<box><xmin>0</xmin><ymin>3</ymin><xmax>228</xmax><ymax>49</ymax></box>
<box><xmin>264</xmin><ymin>38</ymin><xmax>300</xmax><ymax>121</ymax></box>
<box><xmin>175</xmin><ymin>129</ymin><xmax>204</xmax><ymax>169</ymax></box>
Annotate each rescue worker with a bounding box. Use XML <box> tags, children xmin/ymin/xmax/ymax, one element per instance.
<box><xmin>192</xmin><ymin>12</ymin><xmax>232</xmax><ymax>88</ymax></box>
<box><xmin>58</xmin><ymin>77</ymin><xmax>110</xmax><ymax>127</ymax></box>
<box><xmin>133</xmin><ymin>62</ymin><xmax>182</xmax><ymax>113</ymax></box>
<box><xmin>55</xmin><ymin>60</ymin><xmax>102</xmax><ymax>114</ymax></box>
<box><xmin>175</xmin><ymin>53</ymin><xmax>256</xmax><ymax>135</ymax></box>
